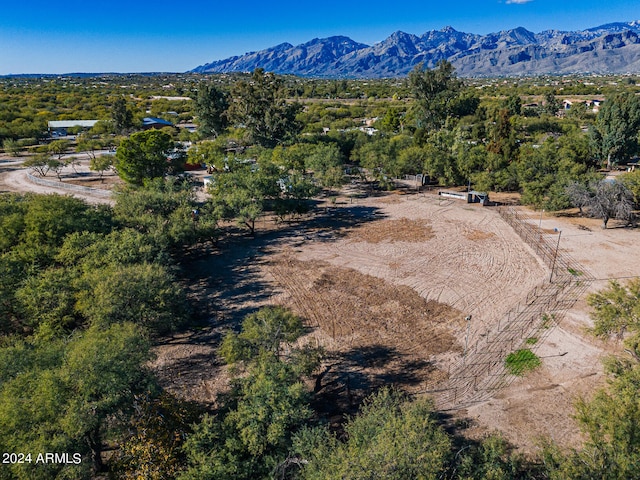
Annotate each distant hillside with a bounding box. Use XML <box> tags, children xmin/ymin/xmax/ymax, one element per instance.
<box><xmin>191</xmin><ymin>22</ymin><xmax>640</xmax><ymax>77</ymax></box>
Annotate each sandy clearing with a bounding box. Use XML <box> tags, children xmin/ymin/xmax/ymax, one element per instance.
<box><xmin>294</xmin><ymin>196</ymin><xmax>548</xmax><ymax>343</ymax></box>
<box><xmin>0</xmin><ymin>160</ymin><xmax>115</xmax><ymax>205</ymax></box>
<box><xmin>3</xmin><ymin>160</ymin><xmax>638</xmax><ymax>453</ymax></box>
<box><xmin>459</xmin><ymin>208</ymin><xmax>636</xmax><ymax>452</ymax></box>
<box><xmin>138</xmin><ymin>192</ymin><xmax>640</xmax><ymax>451</ymax></box>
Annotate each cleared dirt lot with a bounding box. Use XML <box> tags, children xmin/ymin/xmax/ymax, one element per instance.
<box><xmin>2</xmin><ymin>162</ymin><xmax>636</xmax><ymax>453</ymax></box>
<box><xmin>0</xmin><ymin>155</ymin><xmax>117</xmax><ymax>205</ymax></box>
<box><xmin>176</xmin><ymin>193</ymin><xmax>633</xmax><ymax>452</ymax></box>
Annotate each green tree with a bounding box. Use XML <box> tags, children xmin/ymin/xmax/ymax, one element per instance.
<box><xmin>455</xmin><ymin>434</ymin><xmax>530</xmax><ymax>480</ymax></box>
<box><xmin>305</xmin><ymin>143</ymin><xmax>344</xmax><ymax>192</ymax></box>
<box><xmin>209</xmin><ymin>159</ymin><xmax>282</xmax><ymax>235</ymax></box>
<box><xmin>230</xmin><ymin>69</ymin><xmax>302</xmax><ymax>148</ymax></box>
<box><xmin>195</xmin><ymin>84</ymin><xmax>229</xmax><ymax>138</ymax></box>
<box><xmin>271</xmin><ymin>143</ymin><xmax>313</xmax><ymax>173</ymax></box>
<box><xmin>47</xmin><ymin>139</ymin><xmax>70</xmax><ymax>162</ymax></box>
<box><xmin>541</xmin><ymin>92</ymin><xmax>561</xmax><ymax>116</ymax></box>
<box><xmin>566</xmin><ymin>100</ymin><xmax>590</xmax><ymax>121</ymax></box>
<box><xmin>408</xmin><ymin>60</ymin><xmax>463</xmax><ymax>130</ymax></box>
<box><xmin>588</xmin><ymin>279</ymin><xmax>640</xmax><ymax>341</ymax></box>
<box><xmin>3</xmin><ymin>138</ymin><xmax>22</xmax><ymax>156</ymax></box>
<box><xmin>422</xmin><ymin>129</ymin><xmax>460</xmax><ymax>186</ymax></box>
<box><xmin>0</xmin><ymin>323</ymin><xmax>154</xmax><ymax>478</ymax></box>
<box><xmin>113</xmin><ymin>177</ymin><xmax>214</xmax><ymax>247</ymax></box>
<box><xmin>378</xmin><ymin>108</ymin><xmax>402</xmax><ymax>133</ymax></box>
<box><xmin>22</xmin><ymin>152</ymin><xmax>60</xmax><ymax>178</ymax></box>
<box><xmin>220</xmin><ymin>306</ymin><xmax>304</xmax><ymax>364</ymax></box>
<box><xmin>76</xmin><ymin>132</ymin><xmax>103</xmax><ymax>162</ymax></box>
<box><xmin>449</xmin><ymin>89</ymin><xmax>481</xmax><ymax>119</ymax></box>
<box><xmin>590</xmin><ymin>92</ymin><xmax>640</xmax><ymax>169</ymax></box>
<box><xmin>487</xmin><ymin>108</ymin><xmax>519</xmax><ymax>165</ymax></box>
<box><xmin>181</xmin><ymin>363</ymin><xmax>311</xmax><ymax>480</ymax></box>
<box><xmin>292</xmin><ymin>388</ymin><xmax>452</xmax><ymax>480</ymax></box>
<box><xmin>114</xmin><ymin>129</ymin><xmax>182</xmax><ymax>185</ymax></box>
<box><xmin>544</xmin><ymin>280</ymin><xmax>640</xmax><ymax>479</ymax></box>
<box><xmin>517</xmin><ymin>136</ymin><xmax>590</xmax><ymax>210</ymax></box>
<box><xmin>74</xmin><ymin>262</ymin><xmax>189</xmax><ymax>335</ymax></box>
<box><xmin>353</xmin><ymin>135</ymin><xmax>413</xmax><ymax>186</ymax></box>
<box><xmin>563</xmin><ymin>365</ymin><xmax>640</xmax><ymax>479</ymax></box>
<box><xmin>621</xmin><ymin>169</ymin><xmax>640</xmax><ymax>207</ymax></box>
<box><xmin>503</xmin><ymin>93</ymin><xmax>523</xmax><ymax>117</ymax></box>
<box><xmin>16</xmin><ymin>193</ymin><xmax>112</xmax><ymax>263</ymax></box>
<box><xmin>181</xmin><ymin>307</ymin><xmax>319</xmax><ymax>480</ymax></box>
<box><xmin>0</xmin><ymin>194</ymin><xmax>112</xmax><ymax>334</ymax></box>
<box><xmin>89</xmin><ymin>153</ymin><xmax>114</xmax><ymax>180</ymax></box>
<box><xmin>397</xmin><ymin>145</ymin><xmax>427</xmax><ymax>177</ymax></box>
<box><xmin>453</xmin><ymin>135</ymin><xmax>488</xmax><ymax>184</ymax></box>
<box><xmin>186</xmin><ymin>138</ymin><xmax>226</xmax><ymax>170</ymax></box>
<box><xmin>14</xmin><ymin>266</ymin><xmax>80</xmax><ymax>338</ymax></box>
<box><xmin>112</xmin><ymin>392</ymin><xmax>201</xmax><ymax>480</ymax></box>
<box><xmin>112</xmin><ymin>97</ymin><xmax>134</xmax><ymax>134</ymax></box>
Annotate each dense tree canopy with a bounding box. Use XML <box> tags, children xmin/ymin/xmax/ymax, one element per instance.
<box><xmin>590</xmin><ymin>92</ymin><xmax>640</xmax><ymax>168</ymax></box>
<box><xmin>195</xmin><ymin>84</ymin><xmax>229</xmax><ymax>138</ymax></box>
<box><xmin>0</xmin><ymin>190</ymin><xmax>203</xmax><ymax>476</ymax></box>
<box><xmin>115</xmin><ymin>129</ymin><xmax>183</xmax><ymax>185</ymax></box>
<box><xmin>229</xmin><ymin>68</ymin><xmax>302</xmax><ymax>148</ymax></box>
<box><xmin>0</xmin><ymin>322</ymin><xmax>154</xmax><ymax>478</ymax></box>
<box><xmin>293</xmin><ymin>388</ymin><xmax>452</xmax><ymax>480</ymax></box>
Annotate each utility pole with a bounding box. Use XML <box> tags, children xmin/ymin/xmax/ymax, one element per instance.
<box><xmin>550</xmin><ymin>229</ymin><xmax>562</xmax><ymax>283</ymax></box>
<box><xmin>463</xmin><ymin>315</ymin><xmax>472</xmax><ymax>365</ymax></box>
<box><xmin>539</xmin><ymin>209</ymin><xmax>544</xmax><ymax>230</ymax></box>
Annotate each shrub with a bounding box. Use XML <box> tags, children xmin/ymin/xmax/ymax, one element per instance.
<box><xmin>505</xmin><ymin>348</ymin><xmax>541</xmax><ymax>376</ymax></box>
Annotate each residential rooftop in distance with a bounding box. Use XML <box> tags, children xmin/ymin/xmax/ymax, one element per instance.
<box><xmin>48</xmin><ymin>120</ymin><xmax>99</xmax><ymax>129</ymax></box>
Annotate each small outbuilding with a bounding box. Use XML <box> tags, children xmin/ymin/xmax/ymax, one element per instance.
<box><xmin>142</xmin><ymin>117</ymin><xmax>174</xmax><ymax>130</ymax></box>
<box><xmin>48</xmin><ymin>120</ymin><xmax>98</xmax><ymax>137</ymax></box>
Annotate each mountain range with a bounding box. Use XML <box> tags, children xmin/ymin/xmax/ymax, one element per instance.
<box><xmin>191</xmin><ymin>21</ymin><xmax>640</xmax><ymax>77</ymax></box>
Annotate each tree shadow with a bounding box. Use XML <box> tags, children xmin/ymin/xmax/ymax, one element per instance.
<box><xmin>179</xmin><ymin>204</ymin><xmax>385</xmax><ymax>329</ymax></box>
<box><xmin>156</xmin><ymin>203</ymin><xmax>387</xmax><ymax>405</ymax></box>
<box><xmin>312</xmin><ymin>343</ymin><xmax>438</xmax><ymax>422</ymax></box>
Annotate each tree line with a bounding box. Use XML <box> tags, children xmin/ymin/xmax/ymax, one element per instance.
<box><xmin>6</xmin><ymin>65</ymin><xmax>640</xmax><ymax>227</ymax></box>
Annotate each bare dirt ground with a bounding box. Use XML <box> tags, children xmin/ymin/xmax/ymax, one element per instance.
<box><xmin>2</xmin><ymin>162</ymin><xmax>637</xmax><ymax>454</ymax></box>
<box><xmin>163</xmin><ymin>193</ymin><xmax>636</xmax><ymax>453</ymax></box>
<box><xmin>0</xmin><ymin>154</ymin><xmax>117</xmax><ymax>205</ymax></box>
<box><xmin>462</xmin><ymin>208</ymin><xmax>634</xmax><ymax>453</ymax></box>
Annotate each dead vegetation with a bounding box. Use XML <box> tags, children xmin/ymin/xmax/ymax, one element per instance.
<box><xmin>267</xmin><ymin>253</ymin><xmax>459</xmax><ymax>413</ymax></box>
<box><xmin>463</xmin><ymin>229</ymin><xmax>495</xmax><ymax>241</ymax></box>
<box><xmin>346</xmin><ymin>217</ymin><xmax>434</xmax><ymax>243</ymax></box>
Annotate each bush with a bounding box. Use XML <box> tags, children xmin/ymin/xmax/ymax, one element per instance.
<box><xmin>505</xmin><ymin>349</ymin><xmax>541</xmax><ymax>376</ymax></box>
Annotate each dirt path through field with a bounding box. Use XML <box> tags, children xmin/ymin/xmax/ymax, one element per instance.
<box><xmin>0</xmin><ymin>155</ymin><xmax>116</xmax><ymax>205</ymax></box>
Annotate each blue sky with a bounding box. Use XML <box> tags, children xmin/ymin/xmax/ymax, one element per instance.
<box><xmin>1</xmin><ymin>0</ymin><xmax>640</xmax><ymax>74</ymax></box>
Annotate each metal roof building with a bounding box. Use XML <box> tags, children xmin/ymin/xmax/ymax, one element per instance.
<box><xmin>142</xmin><ymin>117</ymin><xmax>174</xmax><ymax>129</ymax></box>
<box><xmin>48</xmin><ymin>120</ymin><xmax>99</xmax><ymax>129</ymax></box>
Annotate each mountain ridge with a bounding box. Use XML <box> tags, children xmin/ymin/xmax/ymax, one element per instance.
<box><xmin>191</xmin><ymin>21</ymin><xmax>640</xmax><ymax>77</ymax></box>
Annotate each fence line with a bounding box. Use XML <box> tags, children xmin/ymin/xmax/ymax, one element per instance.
<box><xmin>26</xmin><ymin>172</ymin><xmax>113</xmax><ymax>198</ymax></box>
<box><xmin>426</xmin><ymin>206</ymin><xmax>594</xmax><ymax>410</ymax></box>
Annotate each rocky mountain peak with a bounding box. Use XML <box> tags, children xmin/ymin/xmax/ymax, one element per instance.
<box><xmin>191</xmin><ymin>21</ymin><xmax>640</xmax><ymax>77</ymax></box>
